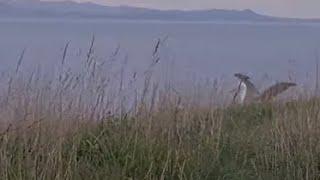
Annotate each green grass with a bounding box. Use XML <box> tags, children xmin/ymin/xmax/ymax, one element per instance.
<box><xmin>1</xmin><ymin>99</ymin><xmax>320</xmax><ymax>180</ymax></box>
<box><xmin>0</xmin><ymin>39</ymin><xmax>318</xmax><ymax>179</ymax></box>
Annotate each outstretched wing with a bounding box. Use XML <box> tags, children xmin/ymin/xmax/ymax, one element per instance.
<box><xmin>259</xmin><ymin>82</ymin><xmax>296</xmax><ymax>101</ymax></box>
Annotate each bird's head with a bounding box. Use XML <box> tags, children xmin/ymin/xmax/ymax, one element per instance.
<box><xmin>287</xmin><ymin>82</ymin><xmax>297</xmax><ymax>87</ymax></box>
<box><xmin>234</xmin><ymin>73</ymin><xmax>250</xmax><ymax>81</ymax></box>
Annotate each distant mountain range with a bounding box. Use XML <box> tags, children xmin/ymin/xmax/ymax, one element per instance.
<box><xmin>0</xmin><ymin>1</ymin><xmax>319</xmax><ymax>22</ymax></box>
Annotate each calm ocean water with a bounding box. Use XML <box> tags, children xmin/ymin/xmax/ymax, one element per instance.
<box><xmin>0</xmin><ymin>19</ymin><xmax>320</xmax><ymax>87</ymax></box>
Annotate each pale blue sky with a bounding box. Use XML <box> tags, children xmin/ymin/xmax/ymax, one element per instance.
<box><xmin>73</xmin><ymin>0</ymin><xmax>320</xmax><ymax>18</ymax></box>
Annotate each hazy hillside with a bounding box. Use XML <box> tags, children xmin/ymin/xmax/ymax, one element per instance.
<box><xmin>0</xmin><ymin>0</ymin><xmax>285</xmax><ymax>21</ymax></box>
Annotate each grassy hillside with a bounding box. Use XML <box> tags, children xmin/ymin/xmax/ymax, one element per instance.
<box><xmin>1</xmin><ymin>98</ymin><xmax>320</xmax><ymax>179</ymax></box>
<box><xmin>0</xmin><ymin>40</ymin><xmax>319</xmax><ymax>179</ymax></box>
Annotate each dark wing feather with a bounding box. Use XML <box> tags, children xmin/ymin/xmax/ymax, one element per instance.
<box><xmin>259</xmin><ymin>82</ymin><xmax>296</xmax><ymax>101</ymax></box>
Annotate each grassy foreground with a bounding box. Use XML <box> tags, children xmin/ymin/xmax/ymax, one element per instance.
<box><xmin>0</xmin><ymin>39</ymin><xmax>319</xmax><ymax>179</ymax></box>
<box><xmin>1</xmin><ymin>98</ymin><xmax>320</xmax><ymax>179</ymax></box>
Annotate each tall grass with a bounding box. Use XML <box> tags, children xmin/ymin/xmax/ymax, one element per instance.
<box><xmin>0</xmin><ymin>38</ymin><xmax>319</xmax><ymax>180</ymax></box>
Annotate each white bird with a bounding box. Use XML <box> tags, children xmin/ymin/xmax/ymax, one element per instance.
<box><xmin>233</xmin><ymin>73</ymin><xmax>296</xmax><ymax>104</ymax></box>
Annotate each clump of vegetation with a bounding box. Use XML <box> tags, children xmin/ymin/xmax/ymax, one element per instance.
<box><xmin>0</xmin><ymin>38</ymin><xmax>319</xmax><ymax>179</ymax></box>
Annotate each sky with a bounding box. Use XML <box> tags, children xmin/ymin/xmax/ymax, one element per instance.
<box><xmin>75</xmin><ymin>0</ymin><xmax>320</xmax><ymax>18</ymax></box>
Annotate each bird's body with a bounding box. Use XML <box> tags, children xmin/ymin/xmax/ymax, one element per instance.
<box><xmin>238</xmin><ymin>81</ymin><xmax>247</xmax><ymax>103</ymax></box>
<box><xmin>234</xmin><ymin>73</ymin><xmax>260</xmax><ymax>104</ymax></box>
<box><xmin>233</xmin><ymin>73</ymin><xmax>296</xmax><ymax>104</ymax></box>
